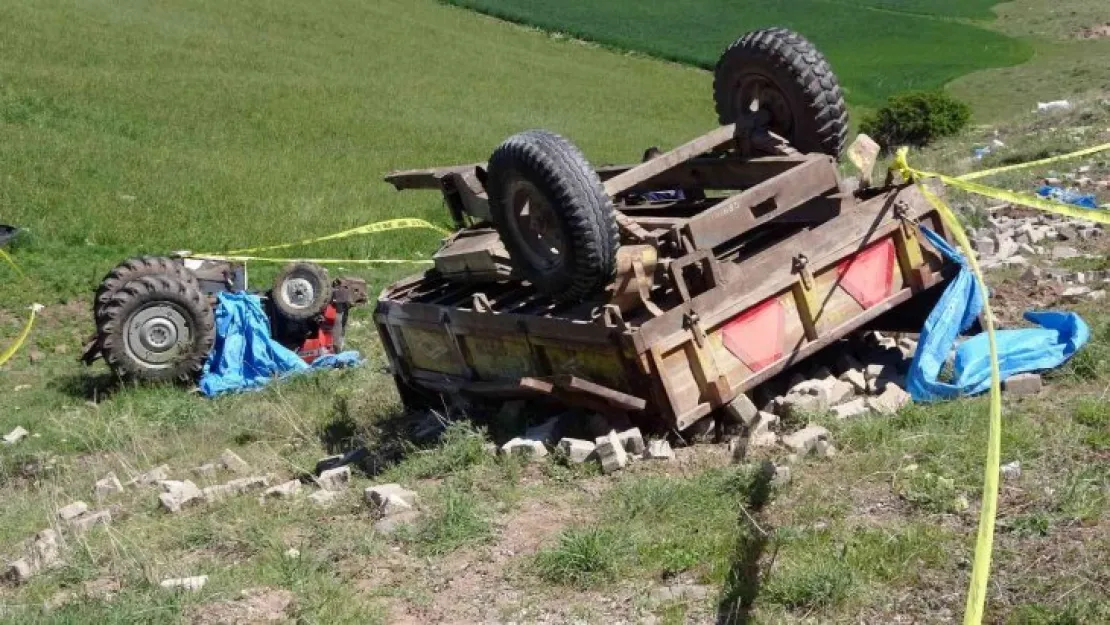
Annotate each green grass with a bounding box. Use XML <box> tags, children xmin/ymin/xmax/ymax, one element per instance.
<box><xmin>533</xmin><ymin>526</ymin><xmax>632</xmax><ymax>588</ymax></box>
<box><xmin>444</xmin><ymin>0</ymin><xmax>1031</xmax><ymax>110</ymax></box>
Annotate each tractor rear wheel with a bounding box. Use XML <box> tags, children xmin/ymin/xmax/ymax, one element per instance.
<box><xmin>98</xmin><ymin>274</ymin><xmax>215</xmax><ymax>383</ymax></box>
<box><xmin>93</xmin><ymin>256</ymin><xmax>199</xmax><ymax>324</ymax></box>
<box><xmin>714</xmin><ymin>28</ymin><xmax>848</xmax><ymax>158</ymax></box>
<box><xmin>486</xmin><ymin>130</ymin><xmax>618</xmax><ymax>302</ymax></box>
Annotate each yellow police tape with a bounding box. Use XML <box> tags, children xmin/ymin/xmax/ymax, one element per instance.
<box><xmin>0</xmin><ymin>249</ymin><xmax>39</xmax><ymax>368</ymax></box>
<box><xmin>188</xmin><ymin>218</ymin><xmax>449</xmax><ymax>264</ymax></box>
<box><xmin>892</xmin><ymin>139</ymin><xmax>1110</xmax><ymax>625</ymax></box>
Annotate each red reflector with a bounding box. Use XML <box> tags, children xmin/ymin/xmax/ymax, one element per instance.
<box><xmin>722</xmin><ymin>298</ymin><xmax>784</xmax><ymax>372</ymax></box>
<box><xmin>838</xmin><ymin>239</ymin><xmax>895</xmax><ymax>309</ymax></box>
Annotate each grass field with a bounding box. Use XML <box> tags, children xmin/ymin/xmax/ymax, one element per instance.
<box><xmin>2</xmin><ymin>0</ymin><xmax>1110</xmax><ymax>622</ymax></box>
<box><xmin>443</xmin><ymin>0</ymin><xmax>1032</xmax><ymax>110</ymax></box>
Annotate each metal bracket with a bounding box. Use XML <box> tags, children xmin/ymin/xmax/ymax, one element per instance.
<box><xmin>683</xmin><ymin>311</ymin><xmax>730</xmax><ymax>406</ymax></box>
<box><xmin>792</xmin><ymin>254</ymin><xmax>819</xmax><ymax>341</ymax></box>
<box><xmin>893</xmin><ymin>200</ymin><xmax>927</xmax><ymax>289</ymax></box>
<box><xmin>471</xmin><ymin>292</ymin><xmax>493</xmax><ymax>313</ymax></box>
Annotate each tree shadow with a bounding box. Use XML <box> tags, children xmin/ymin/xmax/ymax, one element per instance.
<box><xmin>716</xmin><ymin>461</ymin><xmax>777</xmax><ymax>625</ymax></box>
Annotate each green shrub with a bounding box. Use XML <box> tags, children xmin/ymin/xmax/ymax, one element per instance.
<box><xmin>861</xmin><ymin>90</ymin><xmax>971</xmax><ymax>149</ymax></box>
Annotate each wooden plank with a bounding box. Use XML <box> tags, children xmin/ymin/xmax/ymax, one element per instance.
<box><xmin>603</xmin><ymin>124</ymin><xmax>737</xmax><ymax>197</ymax></box>
<box><xmin>682</xmin><ymin>156</ymin><xmax>839</xmax><ymax>250</ymax></box>
<box><xmin>384</xmin><ymin>163</ymin><xmax>484</xmax><ymax>190</ymax></box>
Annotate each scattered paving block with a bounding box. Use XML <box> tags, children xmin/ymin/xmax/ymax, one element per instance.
<box><xmin>1089</xmin><ymin>290</ymin><xmax>1107</xmax><ymax>301</ymax></box>
<box><xmin>832</xmin><ymin>398</ymin><xmax>870</xmax><ymax>420</ymax></box>
<box><xmin>864</xmin><ymin>363</ymin><xmax>887</xmax><ymax>382</ymax></box>
<box><xmin>500</xmin><ymin>437</ymin><xmax>548</xmax><ymax>459</ymax></box>
<box><xmin>317</xmin><ymin>466</ymin><xmax>351</xmax><ymax>492</ymax></box>
<box><xmin>263</xmin><ymin>480</ymin><xmax>302</xmax><ymax>499</ymax></box>
<box><xmin>556</xmin><ymin>438</ymin><xmax>596</xmax><ymax>463</ymax></box>
<box><xmin>158</xmin><ymin>480</ymin><xmax>203</xmax><ymax>513</ymax></box>
<box><xmin>897</xmin><ymin>337</ymin><xmax>918</xmax><ymax>359</ymax></box>
<box><xmin>2</xmin><ymin>426</ymin><xmax>29</xmax><ymax>445</ymax></box>
<box><xmin>1000</xmin><ymin>461</ymin><xmax>1022</xmax><ymax>481</ymax></box>
<box><xmin>308</xmin><ymin>490</ymin><xmax>340</xmax><ymax>507</ymax></box>
<box><xmin>159</xmin><ymin>576</ymin><xmax>208</xmax><ymax>592</ymax></box>
<box><xmin>972</xmin><ymin>237</ymin><xmax>996</xmax><ymax>256</ymax></box>
<box><xmin>814</xmin><ymin>440</ymin><xmax>837</xmax><ymax>459</ymax></box>
<box><xmin>724</xmin><ymin>393</ymin><xmax>759</xmax><ymax>427</ymax></box>
<box><xmin>70</xmin><ymin>510</ymin><xmax>111</xmax><ymax>534</ymax></box>
<box><xmin>129</xmin><ymin>464</ymin><xmax>170</xmax><ymax>486</ymax></box>
<box><xmin>1052</xmin><ymin>245</ymin><xmax>1080</xmax><ymax>260</ymax></box>
<box><xmin>373</xmin><ymin>510</ymin><xmax>422</xmax><ymax>536</ymax></box>
<box><xmin>1063</xmin><ymin>286</ymin><xmax>1092</xmax><ymax>298</ymax></box>
<box><xmin>771</xmin><ymin>464</ymin><xmax>792</xmax><ymax>487</ymax></box>
<box><xmin>93</xmin><ymin>473</ymin><xmax>124</xmax><ymax>500</ymax></box>
<box><xmin>219</xmin><ymin>449</ymin><xmax>251</xmax><ymax>474</ymax></box>
<box><xmin>594</xmin><ymin>431</ymin><xmax>628</xmax><ymax>474</ymax></box>
<box><xmin>226</xmin><ymin>476</ymin><xmax>272</xmax><ymax>494</ymax></box>
<box><xmin>779</xmin><ymin>382</ymin><xmax>830</xmax><ymax>418</ymax></box>
<box><xmin>780</xmin><ymin>424</ymin><xmax>830</xmax><ymax>455</ymax></box>
<box><xmin>191</xmin><ymin>464</ymin><xmax>219</xmax><ymax>478</ymax></box>
<box><xmin>365</xmin><ymin>484</ymin><xmax>419</xmax><ymax>517</ymax></box>
<box><xmin>867</xmin><ymin>383</ymin><xmax>912</xmax><ymax>415</ymax></box>
<box><xmin>643</xmin><ymin>439</ymin><xmax>674</xmax><ymax>460</ymax></box>
<box><xmin>617</xmin><ymin>428</ymin><xmax>646</xmax><ymax>455</ymax></box>
<box><xmin>1003</xmin><ymin>373</ymin><xmax>1043</xmax><ymax>396</ymax></box>
<box><xmin>839</xmin><ymin>369</ymin><xmax>867</xmax><ymax>394</ymax></box>
<box><xmin>284</xmin><ymin>548</ymin><xmax>300</xmax><ymax>560</ymax></box>
<box><xmin>56</xmin><ymin>502</ymin><xmax>89</xmax><ymax>523</ymax></box>
<box><xmin>828</xmin><ymin>380</ymin><xmax>855</xmax><ymax>405</ymax></box>
<box><xmin>5</xmin><ymin>558</ymin><xmax>34</xmax><ymax>584</ymax></box>
<box><xmin>201</xmin><ymin>484</ymin><xmax>236</xmax><ymax>503</ymax></box>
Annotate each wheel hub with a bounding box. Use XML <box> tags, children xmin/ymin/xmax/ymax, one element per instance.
<box><xmin>735</xmin><ymin>75</ymin><xmax>794</xmax><ymax>138</ymax></box>
<box><xmin>508</xmin><ymin>180</ymin><xmax>567</xmax><ymax>270</ymax></box>
<box><xmin>125</xmin><ymin>303</ymin><xmax>192</xmax><ymax>367</ymax></box>
<box><xmin>281</xmin><ymin>277</ymin><xmax>316</xmax><ymax>310</ymax></box>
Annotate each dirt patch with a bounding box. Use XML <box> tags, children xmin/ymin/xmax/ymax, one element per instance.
<box><xmin>1077</xmin><ymin>24</ymin><xmax>1110</xmax><ymax>40</ymax></box>
<box><xmin>190</xmin><ymin>587</ymin><xmax>295</xmax><ymax>625</ymax></box>
<box><xmin>991</xmin><ymin>278</ymin><xmax>1063</xmax><ymax>326</ymax></box>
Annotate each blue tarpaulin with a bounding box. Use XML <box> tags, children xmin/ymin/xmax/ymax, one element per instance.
<box><xmin>199</xmin><ymin>292</ymin><xmax>361</xmax><ymax>397</ymax></box>
<box><xmin>1036</xmin><ymin>185</ymin><xmax>1099</xmax><ymax>209</ymax></box>
<box><xmin>906</xmin><ymin>228</ymin><xmax>1089</xmax><ymax>402</ymax></box>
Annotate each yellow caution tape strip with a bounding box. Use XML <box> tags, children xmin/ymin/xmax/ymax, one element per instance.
<box><xmin>188</xmin><ymin>254</ymin><xmax>433</xmax><ymax>265</ymax></box>
<box><xmin>0</xmin><ymin>250</ymin><xmax>39</xmax><ymax>368</ymax></box>
<box><xmin>892</xmin><ymin>139</ymin><xmax>1110</xmax><ymax>625</ymax></box>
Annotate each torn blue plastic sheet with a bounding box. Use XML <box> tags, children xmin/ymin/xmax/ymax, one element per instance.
<box><xmin>906</xmin><ymin>228</ymin><xmax>1089</xmax><ymax>402</ymax></box>
<box><xmin>199</xmin><ymin>292</ymin><xmax>361</xmax><ymax>397</ymax></box>
<box><xmin>1036</xmin><ymin>185</ymin><xmax>1099</xmax><ymax>209</ymax></box>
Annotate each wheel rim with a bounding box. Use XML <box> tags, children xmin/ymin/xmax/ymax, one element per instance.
<box><xmin>734</xmin><ymin>73</ymin><xmax>794</xmax><ymax>138</ymax></box>
<box><xmin>124</xmin><ymin>303</ymin><xmax>192</xmax><ymax>368</ymax></box>
<box><xmin>506</xmin><ymin>179</ymin><xmax>567</xmax><ymax>271</ymax></box>
<box><xmin>280</xmin><ymin>276</ymin><xmax>317</xmax><ymax>311</ymax></box>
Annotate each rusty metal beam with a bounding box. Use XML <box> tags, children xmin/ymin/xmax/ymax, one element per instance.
<box><xmin>602</xmin><ymin>124</ymin><xmax>737</xmax><ymax>197</ymax></box>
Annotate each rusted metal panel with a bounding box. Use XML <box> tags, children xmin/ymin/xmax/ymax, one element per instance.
<box><xmin>602</xmin><ymin>124</ymin><xmax>737</xmax><ymax>196</ymax></box>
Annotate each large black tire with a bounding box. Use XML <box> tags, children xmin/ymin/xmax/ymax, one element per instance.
<box><xmin>94</xmin><ymin>256</ymin><xmax>199</xmax><ymax>324</ymax></box>
<box><xmin>99</xmin><ymin>274</ymin><xmax>215</xmax><ymax>383</ymax></box>
<box><xmin>486</xmin><ymin>130</ymin><xmax>619</xmax><ymax>302</ymax></box>
<box><xmin>272</xmin><ymin>262</ymin><xmax>332</xmax><ymax>322</ymax></box>
<box><xmin>714</xmin><ymin>28</ymin><xmax>848</xmax><ymax>158</ymax></box>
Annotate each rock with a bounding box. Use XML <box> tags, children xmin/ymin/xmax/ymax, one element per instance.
<box><xmin>594</xmin><ymin>431</ymin><xmax>628</xmax><ymax>474</ymax></box>
<box><xmin>832</xmin><ymin>398</ymin><xmax>870</xmax><ymax>419</ymax></box>
<box><xmin>897</xmin><ymin>337</ymin><xmax>918</xmax><ymax>359</ymax></box>
<box><xmin>56</xmin><ymin>501</ymin><xmax>89</xmax><ymax>522</ymax></box>
<box><xmin>864</xmin><ymin>363</ymin><xmax>887</xmax><ymax>382</ymax></box>
<box><xmin>1003</xmin><ymin>373</ymin><xmax>1042</xmax><ymax>396</ymax></box>
<box><xmin>771</xmin><ymin>464</ymin><xmax>792</xmax><ymax>487</ymax></box>
<box><xmin>780</xmin><ymin>424</ymin><xmax>830</xmax><ymax>455</ymax></box>
<box><xmin>723</xmin><ymin>393</ymin><xmax>759</xmax><ymax>427</ymax></box>
<box><xmin>556</xmin><ymin>438</ymin><xmax>596</xmax><ymax>463</ymax></box>
<box><xmin>616</xmin><ymin>428</ymin><xmax>646</xmax><ymax>455</ymax></box>
<box><xmin>158</xmin><ymin>480</ymin><xmax>203</xmax><ymax>513</ymax></box>
<box><xmin>1052</xmin><ymin>245</ymin><xmax>1080</xmax><ymax>260</ymax></box>
<box><xmin>159</xmin><ymin>576</ymin><xmax>208</xmax><ymax>592</ymax></box>
<box><xmin>2</xmin><ymin>426</ymin><xmax>30</xmax><ymax>445</ymax></box>
<box><xmin>283</xmin><ymin>548</ymin><xmax>300</xmax><ymax>559</ymax></box>
<box><xmin>70</xmin><ymin>510</ymin><xmax>111</xmax><ymax>534</ymax></box>
<box><xmin>263</xmin><ymin>480</ymin><xmax>301</xmax><ymax>499</ymax></box>
<box><xmin>93</xmin><ymin>473</ymin><xmax>124</xmax><ymax>500</ymax></box>
<box><xmin>365</xmin><ymin>484</ymin><xmax>419</xmax><ymax>517</ymax></box>
<box><xmin>219</xmin><ymin>449</ymin><xmax>251</xmax><ymax>474</ymax></box>
<box><xmin>743</xmin><ymin>412</ymin><xmax>780</xmax><ymax>454</ymax></box>
<box><xmin>1001</xmin><ymin>461</ymin><xmax>1022</xmax><ymax>481</ymax></box>
<box><xmin>524</xmin><ymin>418</ymin><xmax>560</xmax><ymax>445</ymax></box>
<box><xmin>499</xmin><ymin>437</ymin><xmax>548</xmax><ymax>459</ymax></box>
<box><xmin>643</xmin><ymin>439</ymin><xmax>674</xmax><ymax>460</ymax></box>
<box><xmin>867</xmin><ymin>383</ymin><xmax>912</xmax><ymax>415</ymax></box>
<box><xmin>1062</xmin><ymin>286</ymin><xmax>1092</xmax><ymax>298</ymax></box>
<box><xmin>1089</xmin><ymin>290</ymin><xmax>1107</xmax><ymax>301</ymax></box>
<box><xmin>814</xmin><ymin>440</ymin><xmax>837</xmax><ymax>458</ymax></box>
<box><xmin>373</xmin><ymin>510</ymin><xmax>421</xmax><ymax>536</ymax></box>
<box><xmin>129</xmin><ymin>464</ymin><xmax>170</xmax><ymax>486</ymax></box>
<box><xmin>308</xmin><ymin>490</ymin><xmax>340</xmax><ymax>507</ymax></box>
<box><xmin>839</xmin><ymin>368</ymin><xmax>867</xmax><ymax>394</ymax></box>
<box><xmin>191</xmin><ymin>463</ymin><xmax>219</xmax><ymax>477</ymax></box>
<box><xmin>993</xmin><ymin>234</ymin><xmax>1018</xmax><ymax>260</ymax></box>
<box><xmin>317</xmin><ymin>466</ymin><xmax>351</xmax><ymax>492</ymax></box>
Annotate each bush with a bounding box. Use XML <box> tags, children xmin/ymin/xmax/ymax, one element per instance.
<box><xmin>861</xmin><ymin>90</ymin><xmax>971</xmax><ymax>149</ymax></box>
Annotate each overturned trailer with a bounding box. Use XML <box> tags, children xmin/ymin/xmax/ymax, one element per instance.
<box><xmin>374</xmin><ymin>29</ymin><xmax>957</xmax><ymax>431</ymax></box>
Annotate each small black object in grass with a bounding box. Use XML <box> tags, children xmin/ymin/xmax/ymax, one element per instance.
<box><xmin>0</xmin><ymin>225</ymin><xmax>20</xmax><ymax>247</ymax></box>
